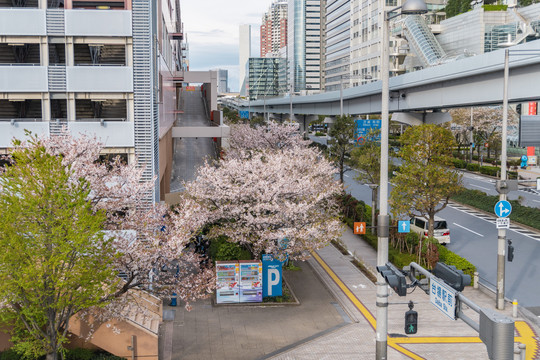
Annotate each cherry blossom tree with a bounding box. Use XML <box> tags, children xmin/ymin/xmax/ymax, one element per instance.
<box><xmin>184</xmin><ymin>145</ymin><xmax>343</xmax><ymax>259</ymax></box>
<box><xmin>0</xmin><ymin>133</ymin><xmax>214</xmax><ymax>360</ymax></box>
<box><xmin>227</xmin><ymin>121</ymin><xmax>310</xmax><ymax>159</ymax></box>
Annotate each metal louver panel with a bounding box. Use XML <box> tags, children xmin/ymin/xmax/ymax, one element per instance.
<box><xmin>48</xmin><ymin>65</ymin><xmax>66</xmax><ymax>92</ymax></box>
<box><xmin>46</xmin><ymin>9</ymin><xmax>65</xmax><ymax>35</ymax></box>
<box><xmin>49</xmin><ymin>118</ymin><xmax>68</xmax><ymax>136</ymax></box>
<box><xmin>132</xmin><ymin>0</ymin><xmax>159</xmax><ymax>203</ymax></box>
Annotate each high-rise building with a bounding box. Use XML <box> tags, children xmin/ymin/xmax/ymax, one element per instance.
<box><xmin>261</xmin><ymin>0</ymin><xmax>288</xmax><ymax>58</ymax></box>
<box><xmin>214</xmin><ymin>69</ymin><xmax>229</xmax><ymax>94</ymax></box>
<box><xmin>247</xmin><ymin>57</ymin><xmax>286</xmax><ymax>99</ymax></box>
<box><xmin>324</xmin><ymin>0</ymin><xmax>350</xmax><ymax>91</ymax></box>
<box><xmin>287</xmin><ymin>0</ymin><xmax>324</xmax><ymax>93</ymax></box>
<box><xmin>239</xmin><ymin>24</ymin><xmax>252</xmax><ymax>96</ymax></box>
<box><xmin>0</xmin><ymin>0</ymin><xmax>186</xmax><ymax>203</ymax></box>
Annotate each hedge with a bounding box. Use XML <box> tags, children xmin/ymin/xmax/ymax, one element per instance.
<box><xmin>451</xmin><ymin>188</ymin><xmax>540</xmax><ymax>231</ymax></box>
<box><xmin>341</xmin><ymin>193</ymin><xmax>477</xmax><ymax>286</ymax></box>
<box><xmin>208</xmin><ymin>236</ymin><xmax>252</xmax><ymax>261</ymax></box>
<box><xmin>438</xmin><ymin>245</ymin><xmax>476</xmax><ymax>285</ymax></box>
<box><xmin>452</xmin><ymin>158</ymin><xmax>467</xmax><ymax>169</ymax></box>
<box><xmin>479</xmin><ymin>165</ymin><xmax>499</xmax><ymax>177</ymax></box>
<box><xmin>466</xmin><ymin>163</ymin><xmax>480</xmax><ymax>171</ymax></box>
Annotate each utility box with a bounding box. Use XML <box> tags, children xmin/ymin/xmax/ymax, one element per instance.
<box><xmin>479</xmin><ymin>308</ymin><xmax>514</xmax><ymax>360</ymax></box>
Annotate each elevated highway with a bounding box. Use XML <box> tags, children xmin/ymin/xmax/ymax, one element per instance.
<box><xmin>238</xmin><ymin>40</ymin><xmax>540</xmax><ymax>123</ymax></box>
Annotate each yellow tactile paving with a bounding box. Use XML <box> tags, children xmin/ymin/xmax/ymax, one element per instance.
<box><xmin>312</xmin><ymin>251</ymin><xmax>539</xmax><ymax>360</ymax></box>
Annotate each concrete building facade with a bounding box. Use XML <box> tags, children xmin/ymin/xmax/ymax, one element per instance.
<box><xmin>239</xmin><ymin>24</ymin><xmax>251</xmax><ymax>96</ymax></box>
<box><xmin>0</xmin><ymin>0</ymin><xmax>186</xmax><ymax>202</ymax></box>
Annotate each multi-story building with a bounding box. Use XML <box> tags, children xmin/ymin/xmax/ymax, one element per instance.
<box><xmin>324</xmin><ymin>0</ymin><xmax>350</xmax><ymax>91</ymax></box>
<box><xmin>239</xmin><ymin>24</ymin><xmax>251</xmax><ymax>96</ymax></box>
<box><xmin>0</xmin><ymin>0</ymin><xmax>186</xmax><ymax>202</ymax></box>
<box><xmin>247</xmin><ymin>57</ymin><xmax>286</xmax><ymax>99</ymax></box>
<box><xmin>261</xmin><ymin>0</ymin><xmax>288</xmax><ymax>58</ymax></box>
<box><xmin>214</xmin><ymin>68</ymin><xmax>229</xmax><ymax>94</ymax></box>
<box><xmin>287</xmin><ymin>0</ymin><xmax>324</xmax><ymax>93</ymax></box>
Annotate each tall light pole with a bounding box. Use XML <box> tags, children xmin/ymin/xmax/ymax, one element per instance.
<box><xmin>340</xmin><ymin>74</ymin><xmax>344</xmax><ymax>117</ymax></box>
<box><xmin>377</xmin><ymin>1</ymin><xmax>427</xmax><ymax>359</ymax></box>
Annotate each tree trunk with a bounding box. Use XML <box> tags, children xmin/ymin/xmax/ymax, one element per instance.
<box><xmin>46</xmin><ymin>352</ymin><xmax>58</xmax><ymax>360</ymax></box>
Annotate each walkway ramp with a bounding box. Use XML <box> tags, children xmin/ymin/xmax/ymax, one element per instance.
<box><xmin>399</xmin><ymin>15</ymin><xmax>446</xmax><ymax>67</ymax></box>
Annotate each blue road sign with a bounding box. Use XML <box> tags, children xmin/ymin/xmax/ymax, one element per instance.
<box><xmin>398</xmin><ymin>220</ymin><xmax>410</xmax><ymax>233</ymax></box>
<box><xmin>240</xmin><ymin>110</ymin><xmax>250</xmax><ymax>119</ymax></box>
<box><xmin>494</xmin><ymin>200</ymin><xmax>512</xmax><ymax>218</ymax></box>
<box><xmin>354</xmin><ymin>119</ymin><xmax>381</xmax><ymax>145</ymax></box>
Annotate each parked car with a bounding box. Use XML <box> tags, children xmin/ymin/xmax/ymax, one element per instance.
<box><xmin>410</xmin><ymin>216</ymin><xmax>450</xmax><ymax>244</ymax></box>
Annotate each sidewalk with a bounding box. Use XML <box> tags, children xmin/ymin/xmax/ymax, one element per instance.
<box><xmin>268</xmin><ymin>226</ymin><xmax>540</xmax><ymax>360</ymax></box>
<box><xmin>160</xmin><ymin>226</ymin><xmax>540</xmax><ymax>359</ymax></box>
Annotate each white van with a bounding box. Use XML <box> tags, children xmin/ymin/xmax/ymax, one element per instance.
<box><xmin>410</xmin><ymin>216</ymin><xmax>450</xmax><ymax>244</ymax></box>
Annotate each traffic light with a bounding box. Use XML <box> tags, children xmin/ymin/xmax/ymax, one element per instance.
<box><xmin>507</xmin><ymin>240</ymin><xmax>514</xmax><ymax>262</ymax></box>
<box><xmin>432</xmin><ymin>262</ymin><xmax>471</xmax><ymax>292</ymax></box>
<box><xmin>405</xmin><ymin>301</ymin><xmax>418</xmax><ymax>334</ymax></box>
<box><xmin>376</xmin><ymin>262</ymin><xmax>407</xmax><ymax>296</ymax></box>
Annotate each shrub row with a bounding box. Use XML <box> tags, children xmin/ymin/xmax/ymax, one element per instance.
<box><xmin>0</xmin><ymin>348</ymin><xmax>123</xmax><ymax>360</ymax></box>
<box><xmin>341</xmin><ymin>193</ymin><xmax>476</xmax><ymax>283</ymax></box>
<box><xmin>451</xmin><ymin>188</ymin><xmax>540</xmax><ymax>231</ymax></box>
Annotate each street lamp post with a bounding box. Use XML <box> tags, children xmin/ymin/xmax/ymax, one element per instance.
<box><xmin>340</xmin><ymin>75</ymin><xmax>344</xmax><ymax>117</ymax></box>
<box><xmin>377</xmin><ymin>1</ymin><xmax>427</xmax><ymax>359</ymax></box>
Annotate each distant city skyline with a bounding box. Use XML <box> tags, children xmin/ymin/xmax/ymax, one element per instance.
<box><xmin>181</xmin><ymin>0</ymin><xmax>274</xmax><ymax>92</ymax></box>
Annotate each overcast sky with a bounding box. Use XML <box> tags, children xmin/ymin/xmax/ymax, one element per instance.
<box><xmin>181</xmin><ymin>0</ymin><xmax>274</xmax><ymax>92</ymax></box>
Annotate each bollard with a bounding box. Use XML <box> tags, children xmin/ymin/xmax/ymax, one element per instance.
<box><xmin>474</xmin><ymin>272</ymin><xmax>479</xmax><ymax>289</ymax></box>
<box><xmin>519</xmin><ymin>344</ymin><xmax>526</xmax><ymax>360</ymax></box>
<box><xmin>512</xmin><ymin>299</ymin><xmax>518</xmax><ymax>318</ymax></box>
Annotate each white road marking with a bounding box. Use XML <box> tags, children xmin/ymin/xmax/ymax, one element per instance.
<box><xmin>452</xmin><ymin>222</ymin><xmax>485</xmax><ymax>237</ymax></box>
<box><xmin>470</xmin><ymin>184</ymin><xmax>492</xmax><ymax>191</ymax></box>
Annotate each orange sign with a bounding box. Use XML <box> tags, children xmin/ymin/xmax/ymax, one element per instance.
<box><xmin>528</xmin><ymin>102</ymin><xmax>537</xmax><ymax>115</ymax></box>
<box><xmin>185</xmin><ymin>86</ymin><xmax>195</xmax><ymax>91</ymax></box>
<box><xmin>354</xmin><ymin>222</ymin><xmax>366</xmax><ymax>235</ymax></box>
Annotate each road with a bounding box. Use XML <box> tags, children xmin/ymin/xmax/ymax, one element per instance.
<box><xmin>341</xmin><ymin>168</ymin><xmax>540</xmax><ymax>312</ymax></box>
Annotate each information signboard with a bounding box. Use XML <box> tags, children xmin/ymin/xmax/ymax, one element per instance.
<box><xmin>354</xmin><ymin>119</ymin><xmax>381</xmax><ymax>145</ymax></box>
<box><xmin>430</xmin><ymin>276</ymin><xmax>457</xmax><ymax>320</ymax></box>
<box><xmin>496</xmin><ymin>218</ymin><xmax>510</xmax><ymax>229</ymax></box>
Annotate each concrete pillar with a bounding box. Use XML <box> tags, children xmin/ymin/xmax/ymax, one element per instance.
<box><xmin>67</xmin><ymin>93</ymin><xmax>76</xmax><ymax>121</ymax></box>
<box><xmin>126</xmin><ymin>38</ymin><xmax>133</xmax><ymax>67</ymax></box>
<box><xmin>40</xmin><ymin>36</ymin><xmax>49</xmax><ymax>67</ymax></box>
<box><xmin>127</xmin><ymin>93</ymin><xmax>134</xmax><ymax>122</ymax></box>
<box><xmin>41</xmin><ymin>93</ymin><xmax>51</xmax><ymax>122</ymax></box>
<box><xmin>66</xmin><ymin>37</ymin><xmax>74</xmax><ymax>67</ymax></box>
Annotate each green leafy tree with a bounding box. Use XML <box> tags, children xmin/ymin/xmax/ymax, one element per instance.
<box><xmin>0</xmin><ymin>139</ymin><xmax>118</xmax><ymax>360</ymax></box>
<box><xmin>328</xmin><ymin>115</ymin><xmax>355</xmax><ymax>183</ymax></box>
<box><xmin>390</xmin><ymin>124</ymin><xmax>462</xmax><ymax>237</ymax></box>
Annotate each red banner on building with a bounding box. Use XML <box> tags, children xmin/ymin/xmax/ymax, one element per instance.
<box><xmin>528</xmin><ymin>102</ymin><xmax>537</xmax><ymax>115</ymax></box>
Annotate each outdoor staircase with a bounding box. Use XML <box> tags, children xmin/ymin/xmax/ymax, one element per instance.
<box><xmin>68</xmin><ymin>288</ymin><xmax>162</xmax><ymax>360</ymax></box>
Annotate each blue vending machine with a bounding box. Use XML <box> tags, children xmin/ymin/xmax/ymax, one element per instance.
<box><xmin>239</xmin><ymin>261</ymin><xmax>263</xmax><ymax>302</ymax></box>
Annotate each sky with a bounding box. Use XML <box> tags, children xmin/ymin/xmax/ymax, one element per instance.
<box><xmin>181</xmin><ymin>0</ymin><xmax>274</xmax><ymax>92</ymax></box>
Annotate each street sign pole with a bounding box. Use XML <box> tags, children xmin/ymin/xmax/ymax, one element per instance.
<box><xmin>497</xmin><ymin>49</ymin><xmax>510</xmax><ymax>310</ymax></box>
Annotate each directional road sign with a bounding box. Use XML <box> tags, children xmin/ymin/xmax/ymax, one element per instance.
<box><xmin>398</xmin><ymin>220</ymin><xmax>410</xmax><ymax>233</ymax></box>
<box><xmin>354</xmin><ymin>222</ymin><xmax>366</xmax><ymax>235</ymax></box>
<box><xmin>494</xmin><ymin>200</ymin><xmax>512</xmax><ymax>218</ymax></box>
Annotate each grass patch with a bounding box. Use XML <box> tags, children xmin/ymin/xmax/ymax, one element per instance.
<box><xmin>351</xmin><ymin>258</ymin><xmax>377</xmax><ymax>283</ymax></box>
<box><xmin>331</xmin><ymin>239</ymin><xmax>349</xmax><ymax>255</ymax></box>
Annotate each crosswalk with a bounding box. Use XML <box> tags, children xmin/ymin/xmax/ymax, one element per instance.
<box><xmin>448</xmin><ymin>201</ymin><xmax>540</xmax><ymax>241</ymax></box>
